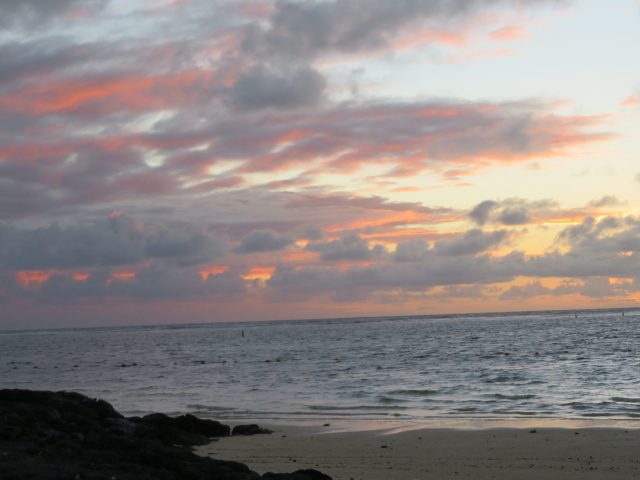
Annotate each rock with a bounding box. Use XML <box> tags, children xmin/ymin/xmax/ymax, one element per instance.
<box><xmin>263</xmin><ymin>469</ymin><xmax>332</xmax><ymax>480</ymax></box>
<box><xmin>232</xmin><ymin>424</ymin><xmax>274</xmax><ymax>436</ymax></box>
<box><xmin>135</xmin><ymin>412</ymin><xmax>230</xmax><ymax>445</ymax></box>
<box><xmin>0</xmin><ymin>389</ymin><xmax>330</xmax><ymax>480</ymax></box>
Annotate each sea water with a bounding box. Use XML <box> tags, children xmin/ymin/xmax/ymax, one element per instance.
<box><xmin>2</xmin><ymin>309</ymin><xmax>640</xmax><ymax>424</ymax></box>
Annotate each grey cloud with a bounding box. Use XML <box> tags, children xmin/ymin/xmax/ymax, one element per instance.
<box><xmin>268</xmin><ymin>215</ymin><xmax>640</xmax><ymax>301</ymax></box>
<box><xmin>230</xmin><ymin>66</ymin><xmax>326</xmax><ymax>111</ymax></box>
<box><xmin>28</xmin><ymin>266</ymin><xmax>246</xmax><ymax>302</ymax></box>
<box><xmin>394</xmin><ymin>239</ymin><xmax>430</xmax><ymax>262</ymax></box>
<box><xmin>435</xmin><ymin>229</ymin><xmax>508</xmax><ymax>256</ymax></box>
<box><xmin>430</xmin><ymin>284</ymin><xmax>494</xmax><ymax>299</ymax></box>
<box><xmin>144</xmin><ymin>227</ymin><xmax>227</xmax><ymax>266</ymax></box>
<box><xmin>302</xmin><ymin>227</ymin><xmax>324</xmax><ymax>241</ymax></box>
<box><xmin>109</xmin><ymin>266</ymin><xmax>245</xmax><ymax>300</ymax></box>
<box><xmin>556</xmin><ymin>216</ymin><xmax>640</xmax><ymax>254</ymax></box>
<box><xmin>267</xmin><ymin>253</ymin><xmax>511</xmax><ymax>301</ymax></box>
<box><xmin>578</xmin><ymin>277</ymin><xmax>635</xmax><ymax>298</ymax></box>
<box><xmin>245</xmin><ymin>0</ymin><xmax>566</xmax><ymax>59</ymax></box>
<box><xmin>0</xmin><ymin>215</ymin><xmax>227</xmax><ymax>270</ymax></box>
<box><xmin>469</xmin><ymin>198</ymin><xmax>556</xmax><ymax>226</ymax></box>
<box><xmin>498</xmin><ymin>208</ymin><xmax>530</xmax><ymax>225</ymax></box>
<box><xmin>500</xmin><ymin>281</ymin><xmax>554</xmax><ymax>300</ymax></box>
<box><xmin>307</xmin><ymin>233</ymin><xmax>386</xmax><ymax>261</ymax></box>
<box><xmin>0</xmin><ymin>98</ymin><xmax>605</xmax><ymax>222</ymax></box>
<box><xmin>587</xmin><ymin>195</ymin><xmax>621</xmax><ymax>208</ymax></box>
<box><xmin>0</xmin><ymin>38</ymin><xmax>95</xmax><ymax>87</ymax></box>
<box><xmin>394</xmin><ymin>229</ymin><xmax>507</xmax><ymax>262</ymax></box>
<box><xmin>499</xmin><ymin>277</ymin><xmax>634</xmax><ymax>300</ymax></box>
<box><xmin>0</xmin><ymin>0</ymin><xmax>106</xmax><ymax>29</ymax></box>
<box><xmin>469</xmin><ymin>200</ymin><xmax>497</xmax><ymax>226</ymax></box>
<box><xmin>234</xmin><ymin>229</ymin><xmax>294</xmax><ymax>253</ymax></box>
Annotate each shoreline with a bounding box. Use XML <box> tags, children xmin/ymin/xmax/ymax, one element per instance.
<box><xmin>200</xmin><ymin>416</ymin><xmax>640</xmax><ymax>435</ymax></box>
<box><xmin>199</xmin><ymin>423</ymin><xmax>640</xmax><ymax>479</ymax></box>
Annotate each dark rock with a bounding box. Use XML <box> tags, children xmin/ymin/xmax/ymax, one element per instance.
<box><xmin>263</xmin><ymin>469</ymin><xmax>332</xmax><ymax>480</ymax></box>
<box><xmin>0</xmin><ymin>389</ymin><xmax>330</xmax><ymax>480</ymax></box>
<box><xmin>136</xmin><ymin>412</ymin><xmax>230</xmax><ymax>445</ymax></box>
<box><xmin>232</xmin><ymin>424</ymin><xmax>274</xmax><ymax>436</ymax></box>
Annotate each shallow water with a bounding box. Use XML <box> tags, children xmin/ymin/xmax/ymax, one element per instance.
<box><xmin>2</xmin><ymin>309</ymin><xmax>640</xmax><ymax>424</ymax></box>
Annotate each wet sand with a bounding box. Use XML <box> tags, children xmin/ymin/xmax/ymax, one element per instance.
<box><xmin>198</xmin><ymin>424</ymin><xmax>640</xmax><ymax>479</ymax></box>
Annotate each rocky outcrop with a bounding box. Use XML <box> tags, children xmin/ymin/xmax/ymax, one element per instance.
<box><xmin>133</xmin><ymin>412</ymin><xmax>230</xmax><ymax>446</ymax></box>
<box><xmin>232</xmin><ymin>424</ymin><xmax>274</xmax><ymax>436</ymax></box>
<box><xmin>0</xmin><ymin>389</ymin><xmax>330</xmax><ymax>480</ymax></box>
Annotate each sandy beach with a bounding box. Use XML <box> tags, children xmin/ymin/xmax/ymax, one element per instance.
<box><xmin>199</xmin><ymin>424</ymin><xmax>640</xmax><ymax>480</ymax></box>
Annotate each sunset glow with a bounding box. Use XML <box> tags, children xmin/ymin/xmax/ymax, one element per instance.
<box><xmin>1</xmin><ymin>0</ymin><xmax>639</xmax><ymax>329</ymax></box>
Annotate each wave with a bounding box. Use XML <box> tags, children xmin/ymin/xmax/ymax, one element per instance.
<box><xmin>388</xmin><ymin>389</ymin><xmax>439</xmax><ymax>396</ymax></box>
<box><xmin>308</xmin><ymin>404</ymin><xmax>409</xmax><ymax>411</ymax></box>
<box><xmin>611</xmin><ymin>397</ymin><xmax>640</xmax><ymax>404</ymax></box>
<box><xmin>492</xmin><ymin>394</ymin><xmax>537</xmax><ymax>400</ymax></box>
<box><xmin>186</xmin><ymin>404</ymin><xmax>238</xmax><ymax>412</ymax></box>
<box><xmin>376</xmin><ymin>396</ymin><xmax>408</xmax><ymax>404</ymax></box>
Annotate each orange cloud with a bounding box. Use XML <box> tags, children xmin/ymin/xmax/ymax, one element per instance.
<box><xmin>621</xmin><ymin>94</ymin><xmax>639</xmax><ymax>108</ymax></box>
<box><xmin>17</xmin><ymin>270</ymin><xmax>89</xmax><ymax>287</ymax></box>
<box><xmin>242</xmin><ymin>266</ymin><xmax>275</xmax><ymax>281</ymax></box>
<box><xmin>199</xmin><ymin>266</ymin><xmax>229</xmax><ymax>280</ymax></box>
<box><xmin>490</xmin><ymin>25</ymin><xmax>526</xmax><ymax>41</ymax></box>
<box><xmin>392</xmin><ymin>28</ymin><xmax>467</xmax><ymax>51</ymax></box>
<box><xmin>0</xmin><ymin>69</ymin><xmax>228</xmax><ymax>116</ymax></box>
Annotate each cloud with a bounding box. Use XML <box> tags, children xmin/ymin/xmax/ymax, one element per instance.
<box><xmin>0</xmin><ymin>214</ymin><xmax>227</xmax><ymax>270</ymax></box>
<box><xmin>307</xmin><ymin>233</ymin><xmax>386</xmax><ymax>261</ymax></box>
<box><xmin>394</xmin><ymin>239</ymin><xmax>431</xmax><ymax>262</ymax></box>
<box><xmin>500</xmin><ymin>278</ymin><xmax>635</xmax><ymax>300</ymax></box>
<box><xmin>469</xmin><ymin>198</ymin><xmax>557</xmax><ymax>226</ymax></box>
<box><xmin>267</xmin><ymin>214</ymin><xmax>640</xmax><ymax>301</ymax></box>
<box><xmin>490</xmin><ymin>25</ymin><xmax>526</xmax><ymax>41</ymax></box>
<box><xmin>555</xmin><ymin>215</ymin><xmax>640</xmax><ymax>253</ymax></box>
<box><xmin>498</xmin><ymin>207</ymin><xmax>530</xmax><ymax>225</ymax></box>
<box><xmin>244</xmin><ymin>0</ymin><xmax>566</xmax><ymax>59</ymax></box>
<box><xmin>621</xmin><ymin>93</ymin><xmax>640</xmax><ymax>108</ymax></box>
<box><xmin>435</xmin><ymin>229</ymin><xmax>508</xmax><ymax>256</ymax></box>
<box><xmin>109</xmin><ymin>266</ymin><xmax>246</xmax><ymax>300</ymax></box>
<box><xmin>26</xmin><ymin>266</ymin><xmax>246</xmax><ymax>302</ymax></box>
<box><xmin>234</xmin><ymin>229</ymin><xmax>294</xmax><ymax>253</ymax></box>
<box><xmin>0</xmin><ymin>93</ymin><xmax>610</xmax><ymax>222</ymax></box>
<box><xmin>587</xmin><ymin>195</ymin><xmax>621</xmax><ymax>208</ymax></box>
<box><xmin>0</xmin><ymin>0</ymin><xmax>106</xmax><ymax>29</ymax></box>
<box><xmin>500</xmin><ymin>281</ymin><xmax>556</xmax><ymax>300</ymax></box>
<box><xmin>230</xmin><ymin>66</ymin><xmax>326</xmax><ymax>111</ymax></box>
<box><xmin>469</xmin><ymin>200</ymin><xmax>498</xmax><ymax>226</ymax></box>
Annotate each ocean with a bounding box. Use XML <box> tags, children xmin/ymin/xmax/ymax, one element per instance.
<box><xmin>2</xmin><ymin>309</ymin><xmax>640</xmax><ymax>425</ymax></box>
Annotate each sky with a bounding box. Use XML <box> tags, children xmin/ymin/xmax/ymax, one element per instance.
<box><xmin>1</xmin><ymin>0</ymin><xmax>639</xmax><ymax>329</ymax></box>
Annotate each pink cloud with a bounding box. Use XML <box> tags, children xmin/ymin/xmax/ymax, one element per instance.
<box><xmin>490</xmin><ymin>25</ymin><xmax>526</xmax><ymax>41</ymax></box>
<box><xmin>621</xmin><ymin>94</ymin><xmax>640</xmax><ymax>108</ymax></box>
<box><xmin>0</xmin><ymin>68</ymin><xmax>237</xmax><ymax>117</ymax></box>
